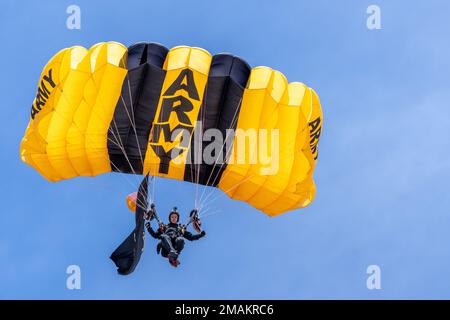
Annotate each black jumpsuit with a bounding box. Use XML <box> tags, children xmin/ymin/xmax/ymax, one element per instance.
<box><xmin>146</xmin><ymin>222</ymin><xmax>204</xmax><ymax>258</ymax></box>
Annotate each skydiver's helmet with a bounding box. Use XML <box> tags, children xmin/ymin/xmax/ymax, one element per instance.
<box><xmin>168</xmin><ymin>207</ymin><xmax>179</xmax><ymax>223</ymax></box>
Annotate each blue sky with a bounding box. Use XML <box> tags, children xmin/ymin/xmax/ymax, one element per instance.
<box><xmin>1</xmin><ymin>0</ymin><xmax>450</xmax><ymax>299</ymax></box>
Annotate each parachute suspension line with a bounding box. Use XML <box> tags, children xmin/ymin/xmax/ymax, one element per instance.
<box><xmin>84</xmin><ymin>69</ymin><xmax>139</xmax><ymax>179</ymax></box>
<box><xmin>124</xmin><ymin>77</ymin><xmax>145</xmax><ymax>172</ymax></box>
<box><xmin>198</xmin><ymin>209</ymin><xmax>222</xmax><ymax>220</ymax></box>
<box><xmin>146</xmin><ymin>175</ymin><xmax>154</xmax><ymax>205</ymax></box>
<box><xmin>199</xmin><ymin>128</ymin><xmax>303</xmax><ymax>212</ymax></box>
<box><xmin>109</xmin><ymin>160</ymin><xmax>147</xmax><ymax>211</ymax></box>
<box><xmin>109</xmin><ymin>120</ymin><xmax>137</xmax><ymax>176</ymax></box>
<box><xmin>107</xmin><ymin>139</ymin><xmax>148</xmax><ymax>210</ymax></box>
<box><xmin>151</xmin><ymin>107</ymin><xmax>164</xmax><ymax>205</ymax></box>
<box><xmin>65</xmin><ymin>78</ymin><xmax>148</xmax><ymax>206</ymax></box>
<box><xmin>188</xmin><ymin>108</ymin><xmax>196</xmax><ymax>206</ymax></box>
<box><xmin>132</xmin><ymin>174</ymin><xmax>153</xmax><ymax>212</ymax></box>
<box><xmin>80</xmin><ymin>62</ymin><xmax>148</xmax><ymax>203</ymax></box>
<box><xmin>127</xmin><ymin>77</ymin><xmax>151</xmax><ymax>203</ymax></box>
<box><xmin>197</xmin><ymin>205</ymin><xmax>217</xmax><ymax>217</ymax></box>
<box><xmin>194</xmin><ymin>85</ymin><xmax>208</xmax><ymax>210</ymax></box>
<box><xmin>116</xmin><ymin>78</ymin><xmax>149</xmax><ymax>201</ymax></box>
<box><xmin>189</xmin><ymin>143</ymin><xmax>195</xmax><ymax>205</ymax></box>
<box><xmin>193</xmin><ymin>119</ymin><xmax>202</xmax><ymax>209</ymax></box>
<box><xmin>80</xmin><ymin>69</ymin><xmax>139</xmax><ymax>180</ymax></box>
<box><xmin>109</xmin><ymin>104</ymin><xmax>149</xmax><ymax>202</ymax></box>
<box><xmin>197</xmin><ymin>97</ymin><xmax>242</xmax><ymax>209</ymax></box>
<box><xmin>55</xmin><ymin>83</ymin><xmax>138</xmax><ymax>177</ymax></box>
<box><xmin>106</xmin><ymin>126</ymin><xmax>150</xmax><ymax>210</ymax></box>
<box><xmin>200</xmin><ymin>91</ymin><xmax>307</xmax><ymax>211</ymax></box>
<box><xmin>204</xmin><ymin>98</ymin><xmax>240</xmax><ymax>188</ymax></box>
<box><xmin>45</xmin><ymin>95</ymin><xmax>148</xmax><ymax>211</ymax></box>
<box><xmin>151</xmin><ymin>163</ymin><xmax>156</xmax><ymax>204</ymax></box>
<box><xmin>199</xmin><ymin>172</ymin><xmax>259</xmax><ymax>212</ymax></box>
<box><xmin>194</xmin><ymin>96</ymin><xmax>241</xmax><ymax>215</ymax></box>
<box><xmin>106</xmin><ymin>136</ymin><xmax>147</xmax><ymax>206</ymax></box>
<box><xmin>180</xmin><ymin>207</ymin><xmax>219</xmax><ymax>229</ymax></box>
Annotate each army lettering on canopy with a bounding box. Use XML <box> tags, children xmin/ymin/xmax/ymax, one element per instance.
<box><xmin>149</xmin><ymin>69</ymin><xmax>200</xmax><ymax>174</ymax></box>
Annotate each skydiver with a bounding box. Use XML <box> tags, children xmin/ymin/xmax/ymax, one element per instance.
<box><xmin>145</xmin><ymin>205</ymin><xmax>206</xmax><ymax>268</ymax></box>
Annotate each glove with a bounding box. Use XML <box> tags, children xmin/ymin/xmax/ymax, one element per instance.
<box><xmin>200</xmin><ymin>231</ymin><xmax>206</xmax><ymax>237</ymax></box>
<box><xmin>145</xmin><ymin>222</ymin><xmax>151</xmax><ymax>229</ymax></box>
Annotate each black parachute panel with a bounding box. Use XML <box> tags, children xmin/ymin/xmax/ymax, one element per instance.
<box><xmin>108</xmin><ymin>43</ymin><xmax>168</xmax><ymax>173</ymax></box>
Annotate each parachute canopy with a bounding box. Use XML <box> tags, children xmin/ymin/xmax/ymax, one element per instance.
<box><xmin>20</xmin><ymin>41</ymin><xmax>323</xmax><ymax>216</ymax></box>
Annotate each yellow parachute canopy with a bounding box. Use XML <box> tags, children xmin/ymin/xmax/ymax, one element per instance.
<box><xmin>20</xmin><ymin>42</ymin><xmax>323</xmax><ymax>216</ymax></box>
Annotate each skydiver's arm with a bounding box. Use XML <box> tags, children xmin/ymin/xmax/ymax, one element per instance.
<box><xmin>145</xmin><ymin>222</ymin><xmax>161</xmax><ymax>239</ymax></box>
<box><xmin>183</xmin><ymin>230</ymin><xmax>206</xmax><ymax>241</ymax></box>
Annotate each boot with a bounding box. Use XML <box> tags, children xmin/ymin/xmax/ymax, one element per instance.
<box><xmin>168</xmin><ymin>250</ymin><xmax>178</xmax><ymax>260</ymax></box>
<box><xmin>169</xmin><ymin>257</ymin><xmax>180</xmax><ymax>268</ymax></box>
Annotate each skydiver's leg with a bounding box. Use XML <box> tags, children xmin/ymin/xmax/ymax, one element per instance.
<box><xmin>156</xmin><ymin>242</ymin><xmax>162</xmax><ymax>255</ymax></box>
<box><xmin>160</xmin><ymin>234</ymin><xmax>177</xmax><ymax>259</ymax></box>
<box><xmin>174</xmin><ymin>237</ymin><xmax>185</xmax><ymax>254</ymax></box>
<box><xmin>168</xmin><ymin>238</ymin><xmax>182</xmax><ymax>267</ymax></box>
<box><xmin>161</xmin><ymin>248</ymin><xmax>169</xmax><ymax>258</ymax></box>
<box><xmin>160</xmin><ymin>234</ymin><xmax>176</xmax><ymax>252</ymax></box>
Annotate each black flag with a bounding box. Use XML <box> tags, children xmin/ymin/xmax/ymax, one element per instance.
<box><xmin>110</xmin><ymin>174</ymin><xmax>149</xmax><ymax>275</ymax></box>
